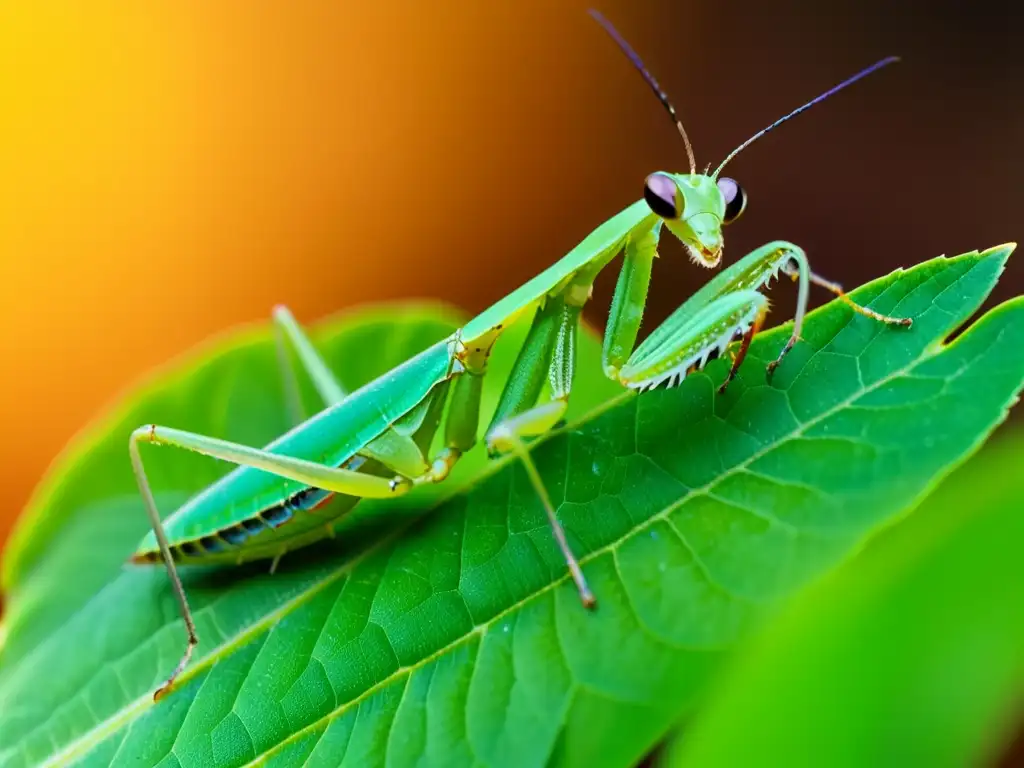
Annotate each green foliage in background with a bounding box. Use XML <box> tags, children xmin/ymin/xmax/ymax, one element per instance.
<box><xmin>0</xmin><ymin>245</ymin><xmax>1021</xmax><ymax>767</ymax></box>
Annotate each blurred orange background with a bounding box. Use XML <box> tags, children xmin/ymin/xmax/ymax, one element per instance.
<box><xmin>0</xmin><ymin>0</ymin><xmax>1020</xmax><ymax>551</ymax></box>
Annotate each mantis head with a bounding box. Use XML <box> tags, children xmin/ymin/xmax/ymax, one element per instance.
<box><xmin>589</xmin><ymin>8</ymin><xmax>898</xmax><ymax>267</ymax></box>
<box><xmin>642</xmin><ymin>172</ymin><xmax>747</xmax><ymax>268</ymax></box>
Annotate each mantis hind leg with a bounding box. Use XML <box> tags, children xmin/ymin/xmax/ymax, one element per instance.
<box><xmin>273</xmin><ymin>305</ymin><xmax>347</xmax><ymax>424</ymax></box>
<box><xmin>483</xmin><ymin>296</ymin><xmax>595</xmax><ymax>607</ymax></box>
<box><xmin>129</xmin><ymin>437</ymin><xmax>197</xmax><ymax>700</ymax></box>
<box><xmin>128</xmin><ymin>424</ymin><xmax>413</xmax><ymax>699</ymax></box>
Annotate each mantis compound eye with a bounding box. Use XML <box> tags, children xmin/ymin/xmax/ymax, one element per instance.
<box><xmin>644</xmin><ymin>172</ymin><xmax>682</xmax><ymax>219</ymax></box>
<box><xmin>717</xmin><ymin>177</ymin><xmax>747</xmax><ymax>224</ymax></box>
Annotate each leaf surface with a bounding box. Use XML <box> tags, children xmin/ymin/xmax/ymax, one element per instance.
<box><xmin>0</xmin><ymin>246</ymin><xmax>1022</xmax><ymax>768</ymax></box>
<box><xmin>668</xmin><ymin>433</ymin><xmax>1024</xmax><ymax>768</ymax></box>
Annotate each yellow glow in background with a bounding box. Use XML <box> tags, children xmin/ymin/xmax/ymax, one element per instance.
<box><xmin>0</xmin><ymin>1</ymin><xmax>1020</xmax><ymax>549</ymax></box>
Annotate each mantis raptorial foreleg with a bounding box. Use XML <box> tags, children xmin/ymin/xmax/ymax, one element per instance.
<box><xmin>602</xmin><ymin>224</ymin><xmax>659</xmax><ymax>379</ymax></box>
<box><xmin>618</xmin><ymin>290</ymin><xmax>770</xmax><ymax>390</ymax></box>
<box><xmin>603</xmin><ymin>240</ymin><xmax>911</xmax><ymax>391</ymax></box>
<box><xmin>719</xmin><ymin>304</ymin><xmax>768</xmax><ymax>394</ymax></box>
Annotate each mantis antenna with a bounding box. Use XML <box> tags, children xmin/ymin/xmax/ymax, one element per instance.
<box><xmin>712</xmin><ymin>56</ymin><xmax>900</xmax><ymax>178</ymax></box>
<box><xmin>589</xmin><ymin>8</ymin><xmax>697</xmax><ymax>174</ymax></box>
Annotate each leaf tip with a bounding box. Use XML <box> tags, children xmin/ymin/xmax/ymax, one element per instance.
<box><xmin>979</xmin><ymin>242</ymin><xmax>1016</xmax><ymax>267</ymax></box>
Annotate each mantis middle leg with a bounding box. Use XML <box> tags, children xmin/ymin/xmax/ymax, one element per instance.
<box><xmin>481</xmin><ymin>294</ymin><xmax>593</xmax><ymax>605</ymax></box>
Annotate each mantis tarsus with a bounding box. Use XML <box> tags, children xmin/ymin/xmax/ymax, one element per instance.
<box><xmin>129</xmin><ymin>10</ymin><xmax>912</xmax><ymax>700</ymax></box>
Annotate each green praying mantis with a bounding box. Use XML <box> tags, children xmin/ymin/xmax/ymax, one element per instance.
<box><xmin>129</xmin><ymin>10</ymin><xmax>912</xmax><ymax>700</ymax></box>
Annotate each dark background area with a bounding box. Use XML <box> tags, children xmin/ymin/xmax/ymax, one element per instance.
<box><xmin>0</xmin><ymin>0</ymin><xmax>1020</xmax><ymax>549</ymax></box>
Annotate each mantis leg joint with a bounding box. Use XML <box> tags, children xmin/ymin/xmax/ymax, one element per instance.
<box><xmin>388</xmin><ymin>476</ymin><xmax>412</xmax><ymax>493</ymax></box>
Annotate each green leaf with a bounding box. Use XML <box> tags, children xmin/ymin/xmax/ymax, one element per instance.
<box><xmin>0</xmin><ymin>302</ymin><xmax>618</xmax><ymax>666</ymax></box>
<box><xmin>666</xmin><ymin>433</ymin><xmax>1024</xmax><ymax>768</ymax></box>
<box><xmin>1</xmin><ymin>246</ymin><xmax>1022</xmax><ymax>767</ymax></box>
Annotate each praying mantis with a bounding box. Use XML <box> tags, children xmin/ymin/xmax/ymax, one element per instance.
<box><xmin>129</xmin><ymin>10</ymin><xmax>912</xmax><ymax>700</ymax></box>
